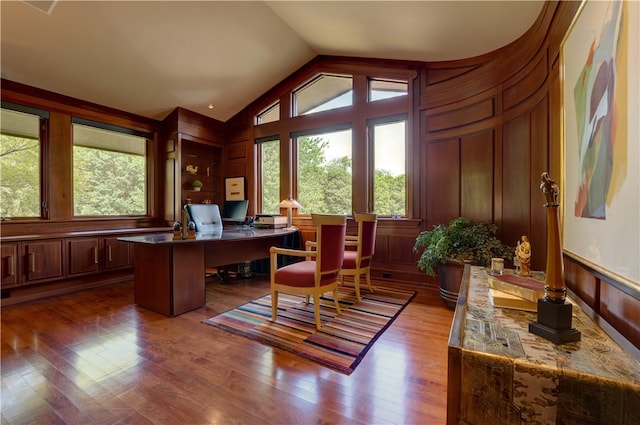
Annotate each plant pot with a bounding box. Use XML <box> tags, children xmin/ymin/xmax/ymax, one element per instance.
<box><xmin>437</xmin><ymin>260</ymin><xmax>469</xmax><ymax>310</ymax></box>
<box><xmin>192</xmin><ymin>187</ymin><xmax>201</xmax><ymax>192</ymax></box>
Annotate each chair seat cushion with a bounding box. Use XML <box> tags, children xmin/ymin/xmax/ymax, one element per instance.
<box><xmin>274</xmin><ymin>260</ymin><xmax>338</xmax><ymax>287</ymax></box>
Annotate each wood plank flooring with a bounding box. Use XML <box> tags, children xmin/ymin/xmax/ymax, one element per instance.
<box><xmin>1</xmin><ymin>275</ymin><xmax>454</xmax><ymax>425</ymax></box>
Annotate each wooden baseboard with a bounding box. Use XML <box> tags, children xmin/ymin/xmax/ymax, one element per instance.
<box><xmin>1</xmin><ymin>271</ymin><xmax>132</xmax><ymax>307</ymax></box>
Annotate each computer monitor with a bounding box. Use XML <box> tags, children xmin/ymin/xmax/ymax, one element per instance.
<box><xmin>222</xmin><ymin>200</ymin><xmax>249</xmax><ymax>225</ymax></box>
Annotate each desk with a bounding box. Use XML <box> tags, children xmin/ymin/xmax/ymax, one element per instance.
<box><xmin>448</xmin><ymin>265</ymin><xmax>640</xmax><ymax>425</ymax></box>
<box><xmin>119</xmin><ymin>227</ymin><xmax>298</xmax><ymax>317</ymax></box>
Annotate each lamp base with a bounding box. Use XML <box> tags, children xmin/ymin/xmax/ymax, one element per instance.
<box><xmin>529</xmin><ymin>299</ymin><xmax>581</xmax><ymax>344</ymax></box>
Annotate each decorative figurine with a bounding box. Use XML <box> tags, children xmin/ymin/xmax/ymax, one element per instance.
<box><xmin>516</xmin><ymin>235</ymin><xmax>532</xmax><ymax>277</ymax></box>
<box><xmin>173</xmin><ymin>222</ymin><xmax>182</xmax><ymax>240</ymax></box>
<box><xmin>187</xmin><ymin>221</ymin><xmax>196</xmax><ymax>239</ymax></box>
<box><xmin>186</xmin><ymin>164</ymin><xmax>198</xmax><ymax>174</ymax></box>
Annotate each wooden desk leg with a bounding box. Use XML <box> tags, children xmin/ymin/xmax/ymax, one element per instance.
<box><xmin>133</xmin><ymin>243</ymin><xmax>205</xmax><ymax>316</ymax></box>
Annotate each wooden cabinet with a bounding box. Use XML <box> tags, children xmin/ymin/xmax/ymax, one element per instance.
<box><xmin>103</xmin><ymin>236</ymin><xmax>131</xmax><ymax>270</ymax></box>
<box><xmin>23</xmin><ymin>239</ymin><xmax>64</xmax><ymax>283</ymax></box>
<box><xmin>68</xmin><ymin>237</ymin><xmax>100</xmax><ymax>276</ymax></box>
<box><xmin>1</xmin><ymin>242</ymin><xmax>20</xmax><ymax>287</ymax></box>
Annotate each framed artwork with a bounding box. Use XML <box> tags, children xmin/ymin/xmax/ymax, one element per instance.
<box><xmin>561</xmin><ymin>0</ymin><xmax>640</xmax><ymax>291</ymax></box>
<box><xmin>225</xmin><ymin>177</ymin><xmax>245</xmax><ymax>201</ymax></box>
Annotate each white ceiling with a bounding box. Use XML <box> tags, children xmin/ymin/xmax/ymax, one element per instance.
<box><xmin>1</xmin><ymin>1</ymin><xmax>545</xmax><ymax>123</ymax></box>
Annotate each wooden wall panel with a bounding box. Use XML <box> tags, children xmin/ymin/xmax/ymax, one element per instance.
<box><xmin>529</xmin><ymin>99</ymin><xmax>549</xmax><ymax>271</ymax></box>
<box><xmin>600</xmin><ymin>282</ymin><xmax>640</xmax><ymax>349</ymax></box>
<box><xmin>460</xmin><ymin>129</ymin><xmax>494</xmax><ymax>223</ymax></box>
<box><xmin>503</xmin><ymin>52</ymin><xmax>548</xmax><ymax>111</ymax></box>
<box><xmin>427</xmin><ymin>98</ymin><xmax>494</xmax><ymax>132</ymax></box>
<box><xmin>501</xmin><ymin>113</ymin><xmax>531</xmax><ymax>250</ymax></box>
<box><xmin>426</xmin><ymin>139</ymin><xmax>460</xmax><ymax>228</ymax></box>
<box><xmin>48</xmin><ymin>111</ymin><xmax>73</xmax><ymax>219</ymax></box>
<box><xmin>564</xmin><ymin>259</ymin><xmax>598</xmax><ymax>308</ymax></box>
<box><xmin>388</xmin><ymin>235</ymin><xmax>418</xmax><ymax>266</ymax></box>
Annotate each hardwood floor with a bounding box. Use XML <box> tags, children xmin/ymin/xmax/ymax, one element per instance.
<box><xmin>1</xmin><ymin>275</ymin><xmax>454</xmax><ymax>425</ymax></box>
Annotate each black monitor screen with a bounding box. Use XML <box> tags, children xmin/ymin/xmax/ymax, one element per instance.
<box><xmin>222</xmin><ymin>200</ymin><xmax>249</xmax><ymax>224</ymax></box>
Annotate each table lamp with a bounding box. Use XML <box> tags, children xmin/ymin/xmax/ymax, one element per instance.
<box><xmin>278</xmin><ymin>196</ymin><xmax>301</xmax><ymax>229</ymax></box>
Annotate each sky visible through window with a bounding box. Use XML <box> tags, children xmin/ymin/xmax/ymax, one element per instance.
<box><xmin>309</xmin><ymin>91</ymin><xmax>405</xmax><ymax>176</ymax></box>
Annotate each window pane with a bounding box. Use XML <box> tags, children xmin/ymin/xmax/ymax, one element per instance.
<box><xmin>0</xmin><ymin>108</ymin><xmax>41</xmax><ymax>218</ymax></box>
<box><xmin>257</xmin><ymin>102</ymin><xmax>279</xmax><ymax>124</ymax></box>
<box><xmin>369</xmin><ymin>79</ymin><xmax>408</xmax><ymax>102</ymax></box>
<box><xmin>260</xmin><ymin>139</ymin><xmax>280</xmax><ymax>214</ymax></box>
<box><xmin>294</xmin><ymin>74</ymin><xmax>352</xmax><ymax>116</ymax></box>
<box><xmin>297</xmin><ymin>129</ymin><xmax>352</xmax><ymax>214</ymax></box>
<box><xmin>373</xmin><ymin>120</ymin><xmax>406</xmax><ymax>216</ymax></box>
<box><xmin>73</xmin><ymin>124</ymin><xmax>147</xmax><ymax>216</ymax></box>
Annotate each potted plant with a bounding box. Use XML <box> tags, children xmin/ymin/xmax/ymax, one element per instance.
<box><xmin>191</xmin><ymin>180</ymin><xmax>203</xmax><ymax>192</ymax></box>
<box><xmin>413</xmin><ymin>217</ymin><xmax>513</xmax><ymax>309</ymax></box>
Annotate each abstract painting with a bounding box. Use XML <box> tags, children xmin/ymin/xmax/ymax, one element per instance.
<box><xmin>562</xmin><ymin>0</ymin><xmax>640</xmax><ymax>289</ymax></box>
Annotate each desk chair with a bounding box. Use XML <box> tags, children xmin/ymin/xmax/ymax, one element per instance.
<box><xmin>340</xmin><ymin>212</ymin><xmax>378</xmax><ymax>301</ymax></box>
<box><xmin>270</xmin><ymin>213</ymin><xmax>346</xmax><ymax>330</ymax></box>
<box><xmin>185</xmin><ymin>204</ymin><xmax>226</xmax><ymax>279</ymax></box>
<box><xmin>185</xmin><ymin>204</ymin><xmax>223</xmax><ymax>235</ymax></box>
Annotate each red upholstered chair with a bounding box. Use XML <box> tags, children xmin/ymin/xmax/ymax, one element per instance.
<box><xmin>340</xmin><ymin>212</ymin><xmax>378</xmax><ymax>301</ymax></box>
<box><xmin>270</xmin><ymin>213</ymin><xmax>347</xmax><ymax>330</ymax></box>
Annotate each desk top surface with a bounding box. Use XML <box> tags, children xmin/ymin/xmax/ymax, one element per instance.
<box><xmin>455</xmin><ymin>266</ymin><xmax>640</xmax><ymax>385</ymax></box>
<box><xmin>118</xmin><ymin>226</ymin><xmax>297</xmax><ymax>245</ymax></box>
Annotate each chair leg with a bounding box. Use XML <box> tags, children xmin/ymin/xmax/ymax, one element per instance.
<box><xmin>271</xmin><ymin>290</ymin><xmax>278</xmax><ymax>322</ymax></box>
<box><xmin>313</xmin><ymin>295</ymin><xmax>322</xmax><ymax>330</ymax></box>
<box><xmin>353</xmin><ymin>273</ymin><xmax>362</xmax><ymax>301</ymax></box>
<box><xmin>332</xmin><ymin>288</ymin><xmax>341</xmax><ymax>314</ymax></box>
<box><xmin>365</xmin><ymin>269</ymin><xmax>375</xmax><ymax>293</ymax></box>
<box><xmin>305</xmin><ymin>295</ymin><xmax>311</xmax><ymax>304</ymax></box>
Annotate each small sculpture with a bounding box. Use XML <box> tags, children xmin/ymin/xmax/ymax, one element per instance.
<box><xmin>173</xmin><ymin>222</ymin><xmax>182</xmax><ymax>240</ymax></box>
<box><xmin>540</xmin><ymin>171</ymin><xmax>559</xmax><ymax>207</ymax></box>
<box><xmin>516</xmin><ymin>235</ymin><xmax>532</xmax><ymax>277</ymax></box>
<box><xmin>187</xmin><ymin>221</ymin><xmax>196</xmax><ymax>239</ymax></box>
<box><xmin>186</xmin><ymin>164</ymin><xmax>198</xmax><ymax>174</ymax></box>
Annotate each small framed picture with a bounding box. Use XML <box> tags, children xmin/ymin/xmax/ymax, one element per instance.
<box><xmin>225</xmin><ymin>177</ymin><xmax>245</xmax><ymax>201</ymax></box>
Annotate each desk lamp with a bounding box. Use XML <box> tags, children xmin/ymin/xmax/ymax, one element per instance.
<box><xmin>278</xmin><ymin>196</ymin><xmax>301</xmax><ymax>229</ymax></box>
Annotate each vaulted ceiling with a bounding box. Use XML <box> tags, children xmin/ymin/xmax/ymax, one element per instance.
<box><xmin>1</xmin><ymin>1</ymin><xmax>545</xmax><ymax>122</ymax></box>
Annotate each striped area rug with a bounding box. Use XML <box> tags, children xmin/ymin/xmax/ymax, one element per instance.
<box><xmin>203</xmin><ymin>285</ymin><xmax>416</xmax><ymax>374</ymax></box>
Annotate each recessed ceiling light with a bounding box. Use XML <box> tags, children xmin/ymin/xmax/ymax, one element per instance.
<box><xmin>208</xmin><ymin>104</ymin><xmax>214</xmax><ymax>109</ymax></box>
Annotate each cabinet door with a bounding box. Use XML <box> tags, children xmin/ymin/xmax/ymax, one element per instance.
<box><xmin>103</xmin><ymin>237</ymin><xmax>131</xmax><ymax>270</ymax></box>
<box><xmin>24</xmin><ymin>240</ymin><xmax>64</xmax><ymax>282</ymax></box>
<box><xmin>1</xmin><ymin>243</ymin><xmax>20</xmax><ymax>287</ymax></box>
<box><xmin>68</xmin><ymin>238</ymin><xmax>100</xmax><ymax>275</ymax></box>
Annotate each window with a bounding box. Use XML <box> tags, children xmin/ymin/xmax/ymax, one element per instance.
<box><xmin>294</xmin><ymin>74</ymin><xmax>352</xmax><ymax>116</ymax></box>
<box><xmin>296</xmin><ymin>128</ymin><xmax>352</xmax><ymax>214</ymax></box>
<box><xmin>0</xmin><ymin>104</ymin><xmax>46</xmax><ymax>218</ymax></box>
<box><xmin>255</xmin><ymin>66</ymin><xmax>413</xmax><ymax>219</ymax></box>
<box><xmin>72</xmin><ymin>119</ymin><xmax>148</xmax><ymax>216</ymax></box>
<box><xmin>257</xmin><ymin>102</ymin><xmax>280</xmax><ymax>125</ymax></box>
<box><xmin>371</xmin><ymin>118</ymin><xmax>407</xmax><ymax>216</ymax></box>
<box><xmin>258</xmin><ymin>138</ymin><xmax>280</xmax><ymax>214</ymax></box>
<box><xmin>369</xmin><ymin>79</ymin><xmax>408</xmax><ymax>101</ymax></box>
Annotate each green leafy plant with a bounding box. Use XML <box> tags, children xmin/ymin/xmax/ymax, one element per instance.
<box><xmin>191</xmin><ymin>180</ymin><xmax>203</xmax><ymax>188</ymax></box>
<box><xmin>413</xmin><ymin>217</ymin><xmax>513</xmax><ymax>276</ymax></box>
